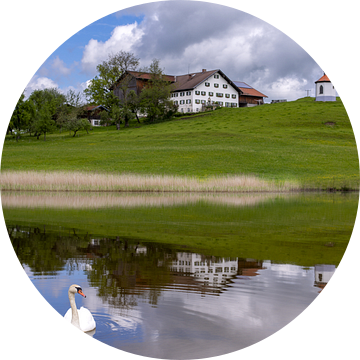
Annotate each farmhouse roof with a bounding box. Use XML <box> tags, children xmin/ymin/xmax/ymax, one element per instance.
<box><xmin>315</xmin><ymin>74</ymin><xmax>331</xmax><ymax>83</ymax></box>
<box><xmin>233</xmin><ymin>81</ymin><xmax>267</xmax><ymax>98</ymax></box>
<box><xmin>110</xmin><ymin>71</ymin><xmax>176</xmax><ymax>89</ymax></box>
<box><xmin>85</xmin><ymin>105</ymin><xmax>109</xmax><ymax>111</ymax></box>
<box><xmin>126</xmin><ymin>71</ymin><xmax>176</xmax><ymax>83</ymax></box>
<box><xmin>172</xmin><ymin>69</ymin><xmax>242</xmax><ymax>94</ymax></box>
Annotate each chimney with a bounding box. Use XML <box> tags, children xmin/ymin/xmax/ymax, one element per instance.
<box><xmin>202</xmin><ymin>69</ymin><xmax>206</xmax><ymax>72</ymax></box>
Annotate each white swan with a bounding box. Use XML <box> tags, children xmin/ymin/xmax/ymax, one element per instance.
<box><xmin>64</xmin><ymin>284</ymin><xmax>96</xmax><ymax>332</ymax></box>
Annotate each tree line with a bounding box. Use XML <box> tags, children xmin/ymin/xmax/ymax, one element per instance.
<box><xmin>9</xmin><ymin>51</ymin><xmax>178</xmax><ymax>141</ymax></box>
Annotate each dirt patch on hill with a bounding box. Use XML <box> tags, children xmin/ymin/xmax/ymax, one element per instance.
<box><xmin>325</xmin><ymin>121</ymin><xmax>336</xmax><ymax>127</ymax></box>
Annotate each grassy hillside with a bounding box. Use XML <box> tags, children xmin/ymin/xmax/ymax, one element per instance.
<box><xmin>1</xmin><ymin>97</ymin><xmax>359</xmax><ymax>190</ymax></box>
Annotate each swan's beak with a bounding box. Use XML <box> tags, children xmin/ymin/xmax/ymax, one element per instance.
<box><xmin>78</xmin><ymin>289</ymin><xmax>86</xmax><ymax>298</ymax></box>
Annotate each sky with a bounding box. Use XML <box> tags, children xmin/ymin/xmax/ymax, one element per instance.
<box><xmin>26</xmin><ymin>1</ymin><xmax>324</xmax><ymax>102</ymax></box>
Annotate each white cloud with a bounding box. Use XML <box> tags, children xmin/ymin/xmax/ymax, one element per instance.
<box><xmin>25</xmin><ymin>75</ymin><xmax>59</xmax><ymax>96</ymax></box>
<box><xmin>81</xmin><ymin>22</ymin><xmax>144</xmax><ymax>75</ymax></box>
<box><xmin>265</xmin><ymin>77</ymin><xmax>309</xmax><ymax>101</ymax></box>
<box><xmin>51</xmin><ymin>56</ymin><xmax>72</xmax><ymax>76</ymax></box>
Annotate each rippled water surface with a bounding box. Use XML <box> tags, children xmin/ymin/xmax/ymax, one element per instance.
<box><xmin>4</xmin><ymin>192</ymin><xmax>357</xmax><ymax>359</ymax></box>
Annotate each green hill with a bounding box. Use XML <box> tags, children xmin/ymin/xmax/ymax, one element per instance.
<box><xmin>1</xmin><ymin>97</ymin><xmax>359</xmax><ymax>190</ymax></box>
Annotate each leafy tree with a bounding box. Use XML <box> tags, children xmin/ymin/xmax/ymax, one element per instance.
<box><xmin>31</xmin><ymin>103</ymin><xmax>56</xmax><ymax>141</ymax></box>
<box><xmin>84</xmin><ymin>50</ymin><xmax>139</xmax><ymax>111</ymax></box>
<box><xmin>29</xmin><ymin>88</ymin><xmax>66</xmax><ymax>125</ymax></box>
<box><xmin>65</xmin><ymin>117</ymin><xmax>91</xmax><ymax>137</ymax></box>
<box><xmin>127</xmin><ymin>90</ymin><xmax>142</xmax><ymax>124</ymax></box>
<box><xmin>139</xmin><ymin>59</ymin><xmax>175</xmax><ymax>122</ymax></box>
<box><xmin>100</xmin><ymin>104</ymin><xmax>134</xmax><ymax>129</ymax></box>
<box><xmin>9</xmin><ymin>93</ymin><xmax>35</xmax><ymax>140</ymax></box>
<box><xmin>26</xmin><ymin>88</ymin><xmax>67</xmax><ymax>139</ymax></box>
<box><xmin>57</xmin><ymin>89</ymin><xmax>85</xmax><ymax>132</ymax></box>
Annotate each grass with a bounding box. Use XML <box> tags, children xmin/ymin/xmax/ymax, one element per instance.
<box><xmin>1</xmin><ymin>97</ymin><xmax>359</xmax><ymax>190</ymax></box>
<box><xmin>3</xmin><ymin>192</ymin><xmax>357</xmax><ymax>266</ymax></box>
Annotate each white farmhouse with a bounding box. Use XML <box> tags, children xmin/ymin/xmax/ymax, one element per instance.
<box><xmin>315</xmin><ymin>73</ymin><xmax>337</xmax><ymax>101</ymax></box>
<box><xmin>171</xmin><ymin>69</ymin><xmax>241</xmax><ymax>113</ymax></box>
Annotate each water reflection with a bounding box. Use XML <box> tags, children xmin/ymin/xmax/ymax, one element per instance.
<box><xmin>8</xmin><ymin>225</ymin><xmax>335</xmax><ymax>306</ymax></box>
<box><xmin>5</xmin><ymin>191</ymin><xmax>351</xmax><ymax>358</ymax></box>
<box><xmin>1</xmin><ymin>191</ymin><xmax>291</xmax><ymax>209</ymax></box>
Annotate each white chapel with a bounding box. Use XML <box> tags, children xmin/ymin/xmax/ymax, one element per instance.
<box><xmin>315</xmin><ymin>73</ymin><xmax>337</xmax><ymax>101</ymax></box>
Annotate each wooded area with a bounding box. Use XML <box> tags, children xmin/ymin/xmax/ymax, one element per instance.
<box><xmin>9</xmin><ymin>52</ymin><xmax>179</xmax><ymax>140</ymax></box>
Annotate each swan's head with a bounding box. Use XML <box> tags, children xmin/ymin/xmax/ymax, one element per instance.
<box><xmin>69</xmin><ymin>284</ymin><xmax>86</xmax><ymax>298</ymax></box>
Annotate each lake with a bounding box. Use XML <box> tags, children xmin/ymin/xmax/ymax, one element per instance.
<box><xmin>2</xmin><ymin>191</ymin><xmax>358</xmax><ymax>359</ymax></box>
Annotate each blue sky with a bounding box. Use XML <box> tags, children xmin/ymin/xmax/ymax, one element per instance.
<box><xmin>25</xmin><ymin>1</ymin><xmax>325</xmax><ymax>102</ymax></box>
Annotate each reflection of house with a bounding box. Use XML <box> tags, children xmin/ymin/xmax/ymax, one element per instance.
<box><xmin>314</xmin><ymin>264</ymin><xmax>336</xmax><ymax>291</ymax></box>
<box><xmin>169</xmin><ymin>252</ymin><xmax>238</xmax><ymax>286</ymax></box>
<box><xmin>238</xmin><ymin>258</ymin><xmax>264</xmax><ymax>276</ymax></box>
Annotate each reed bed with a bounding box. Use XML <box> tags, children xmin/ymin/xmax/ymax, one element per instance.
<box><xmin>0</xmin><ymin>171</ymin><xmax>300</xmax><ymax>193</ymax></box>
<box><xmin>1</xmin><ymin>191</ymin><xmax>290</xmax><ymax>209</ymax></box>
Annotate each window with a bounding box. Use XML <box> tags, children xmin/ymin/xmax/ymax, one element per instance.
<box><xmin>205</xmin><ymin>82</ymin><xmax>210</xmax><ymax>87</ymax></box>
<box><xmin>186</xmin><ymin>99</ymin><xmax>191</xmax><ymax>104</ymax></box>
<box><xmin>195</xmin><ymin>99</ymin><xmax>200</xmax><ymax>104</ymax></box>
<box><xmin>186</xmin><ymin>91</ymin><xmax>191</xmax><ymax>96</ymax></box>
<box><xmin>218</xmin><ymin>101</ymin><xmax>223</xmax><ymax>106</ymax></box>
<box><xmin>232</xmin><ymin>94</ymin><xmax>236</xmax><ymax>99</ymax></box>
<box><xmin>225</xmin><ymin>94</ymin><xmax>230</xmax><ymax>98</ymax></box>
<box><xmin>174</xmin><ymin>100</ymin><xmax>178</xmax><ymax>105</ymax></box>
<box><xmin>216</xmin><ymin>93</ymin><xmax>223</xmax><ymax>97</ymax></box>
<box><xmin>215</xmin><ymin>267</ymin><xmax>223</xmax><ymax>273</ymax></box>
<box><xmin>187</xmin><ymin>108</ymin><xmax>191</xmax><ymax>112</ymax></box>
<box><xmin>225</xmin><ymin>102</ymin><xmax>230</xmax><ymax>107</ymax></box>
<box><xmin>209</xmin><ymin>92</ymin><xmax>214</xmax><ymax>96</ymax></box>
<box><xmin>201</xmin><ymin>100</ymin><xmax>206</xmax><ymax>104</ymax></box>
<box><xmin>231</xmin><ymin>103</ymin><xmax>237</xmax><ymax>108</ymax></box>
<box><xmin>195</xmin><ymin>90</ymin><xmax>200</xmax><ymax>95</ymax></box>
<box><xmin>171</xmin><ymin>93</ymin><xmax>178</xmax><ymax>97</ymax></box>
<box><xmin>180</xmin><ymin>92</ymin><xmax>185</xmax><ymax>96</ymax></box>
<box><xmin>214</xmin><ymin>83</ymin><xmax>219</xmax><ymax>88</ymax></box>
<box><xmin>319</xmin><ymin>85</ymin><xmax>323</xmax><ymax>94</ymax></box>
<box><xmin>180</xmin><ymin>100</ymin><xmax>185</xmax><ymax>105</ymax></box>
<box><xmin>201</xmin><ymin>91</ymin><xmax>206</xmax><ymax>96</ymax></box>
<box><xmin>214</xmin><ymin>74</ymin><xmax>219</xmax><ymax>79</ymax></box>
<box><xmin>223</xmin><ymin>84</ymin><xmax>228</xmax><ymax>89</ymax></box>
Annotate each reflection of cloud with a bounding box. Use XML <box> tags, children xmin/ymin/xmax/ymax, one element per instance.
<box><xmin>1</xmin><ymin>192</ymin><xmax>295</xmax><ymax>209</ymax></box>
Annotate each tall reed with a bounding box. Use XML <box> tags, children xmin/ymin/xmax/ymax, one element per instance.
<box><xmin>0</xmin><ymin>171</ymin><xmax>300</xmax><ymax>193</ymax></box>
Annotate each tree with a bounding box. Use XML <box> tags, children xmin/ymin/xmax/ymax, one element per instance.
<box><xmin>139</xmin><ymin>59</ymin><xmax>175</xmax><ymax>122</ymax></box>
<box><xmin>31</xmin><ymin>103</ymin><xmax>56</xmax><ymax>141</ymax></box>
<box><xmin>9</xmin><ymin>93</ymin><xmax>35</xmax><ymax>140</ymax></box>
<box><xmin>65</xmin><ymin>117</ymin><xmax>91</xmax><ymax>137</ymax></box>
<box><xmin>27</xmin><ymin>88</ymin><xmax>67</xmax><ymax>139</ymax></box>
<box><xmin>84</xmin><ymin>51</ymin><xmax>139</xmax><ymax>111</ymax></box>
<box><xmin>57</xmin><ymin>89</ymin><xmax>85</xmax><ymax>132</ymax></box>
<box><xmin>127</xmin><ymin>90</ymin><xmax>141</xmax><ymax>124</ymax></box>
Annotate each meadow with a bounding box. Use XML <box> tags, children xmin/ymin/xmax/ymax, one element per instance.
<box><xmin>1</xmin><ymin>97</ymin><xmax>359</xmax><ymax>191</ymax></box>
<box><xmin>3</xmin><ymin>192</ymin><xmax>357</xmax><ymax>266</ymax></box>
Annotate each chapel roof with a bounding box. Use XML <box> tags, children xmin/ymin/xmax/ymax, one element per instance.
<box><xmin>315</xmin><ymin>74</ymin><xmax>331</xmax><ymax>83</ymax></box>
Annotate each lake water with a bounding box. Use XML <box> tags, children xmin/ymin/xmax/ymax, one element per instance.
<box><xmin>3</xmin><ymin>192</ymin><xmax>358</xmax><ymax>359</ymax></box>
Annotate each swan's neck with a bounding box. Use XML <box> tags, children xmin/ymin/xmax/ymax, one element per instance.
<box><xmin>68</xmin><ymin>291</ymin><xmax>80</xmax><ymax>329</ymax></box>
